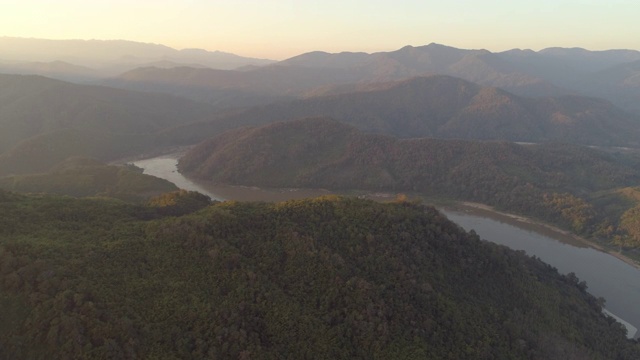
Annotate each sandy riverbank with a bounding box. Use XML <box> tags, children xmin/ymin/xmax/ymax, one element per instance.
<box><xmin>450</xmin><ymin>201</ymin><xmax>640</xmax><ymax>271</ymax></box>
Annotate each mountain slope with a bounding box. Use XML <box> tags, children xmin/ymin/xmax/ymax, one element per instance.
<box><xmin>163</xmin><ymin>76</ymin><xmax>640</xmax><ymax>147</ymax></box>
<box><xmin>0</xmin><ymin>157</ymin><xmax>178</xmax><ymax>202</ymax></box>
<box><xmin>178</xmin><ymin>117</ymin><xmax>640</xmax><ymax>244</ymax></box>
<box><xmin>179</xmin><ymin>118</ymin><xmax>640</xmax><ymax>192</ymax></box>
<box><xmin>1</xmin><ymin>193</ymin><xmax>638</xmax><ymax>358</ymax></box>
<box><xmin>0</xmin><ymin>129</ymin><xmax>153</xmax><ymax>176</ymax></box>
<box><xmin>575</xmin><ymin>60</ymin><xmax>640</xmax><ymax>114</ymax></box>
<box><xmin>0</xmin><ymin>74</ymin><xmax>217</xmax><ymax>152</ymax></box>
<box><xmin>102</xmin><ymin>65</ymin><xmax>365</xmax><ymax>107</ymax></box>
<box><xmin>0</xmin><ymin>74</ymin><xmax>221</xmax><ymax>174</ymax></box>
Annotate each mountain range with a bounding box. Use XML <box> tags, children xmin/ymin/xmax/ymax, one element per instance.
<box><xmin>3</xmin><ymin>38</ymin><xmax>639</xmax><ymax>114</ymax></box>
<box><xmin>0</xmin><ymin>74</ymin><xmax>218</xmax><ymax>174</ymax></box>
<box><xmin>160</xmin><ymin>75</ymin><xmax>640</xmax><ymax>148</ymax></box>
<box><xmin>101</xmin><ymin>42</ymin><xmax>640</xmax><ymax>114</ymax></box>
<box><xmin>0</xmin><ymin>37</ymin><xmax>275</xmax><ymax>81</ymax></box>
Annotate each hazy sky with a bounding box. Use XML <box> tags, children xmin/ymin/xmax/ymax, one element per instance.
<box><xmin>2</xmin><ymin>0</ymin><xmax>639</xmax><ymax>59</ymax></box>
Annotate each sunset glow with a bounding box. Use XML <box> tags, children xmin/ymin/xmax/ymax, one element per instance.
<box><xmin>2</xmin><ymin>0</ymin><xmax>639</xmax><ymax>59</ymax></box>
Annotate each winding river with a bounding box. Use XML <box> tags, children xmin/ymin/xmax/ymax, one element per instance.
<box><xmin>134</xmin><ymin>154</ymin><xmax>640</xmax><ymax>339</ymax></box>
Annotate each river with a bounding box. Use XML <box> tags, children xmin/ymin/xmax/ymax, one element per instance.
<box><xmin>134</xmin><ymin>154</ymin><xmax>640</xmax><ymax>339</ymax></box>
<box><xmin>442</xmin><ymin>208</ymin><xmax>640</xmax><ymax>339</ymax></box>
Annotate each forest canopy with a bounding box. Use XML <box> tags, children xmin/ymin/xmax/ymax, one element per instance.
<box><xmin>0</xmin><ymin>191</ymin><xmax>638</xmax><ymax>359</ymax></box>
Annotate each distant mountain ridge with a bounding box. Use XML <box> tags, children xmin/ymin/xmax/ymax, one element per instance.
<box><xmin>104</xmin><ymin>42</ymin><xmax>640</xmax><ymax>114</ymax></box>
<box><xmin>102</xmin><ymin>64</ymin><xmax>364</xmax><ymax>108</ymax></box>
<box><xmin>0</xmin><ymin>37</ymin><xmax>276</xmax><ymax>81</ymax></box>
<box><xmin>160</xmin><ymin>75</ymin><xmax>640</xmax><ymax>148</ymax></box>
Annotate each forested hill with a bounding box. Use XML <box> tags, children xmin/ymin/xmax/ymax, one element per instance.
<box><xmin>179</xmin><ymin>118</ymin><xmax>640</xmax><ymax>193</ymax></box>
<box><xmin>0</xmin><ymin>74</ymin><xmax>215</xmax><ymax>153</ymax></box>
<box><xmin>179</xmin><ymin>118</ymin><xmax>640</xmax><ymax>247</ymax></box>
<box><xmin>1</xmin><ymin>192</ymin><xmax>638</xmax><ymax>358</ymax></box>
<box><xmin>160</xmin><ymin>75</ymin><xmax>640</xmax><ymax>148</ymax></box>
<box><xmin>0</xmin><ymin>74</ymin><xmax>217</xmax><ymax>175</ymax></box>
<box><xmin>0</xmin><ymin>157</ymin><xmax>178</xmax><ymax>202</ymax></box>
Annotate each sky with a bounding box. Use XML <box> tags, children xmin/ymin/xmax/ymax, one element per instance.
<box><xmin>1</xmin><ymin>0</ymin><xmax>639</xmax><ymax>60</ymax></box>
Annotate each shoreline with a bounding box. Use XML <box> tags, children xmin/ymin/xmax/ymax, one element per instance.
<box><xmin>130</xmin><ymin>151</ymin><xmax>640</xmax><ymax>271</ymax></box>
<box><xmin>449</xmin><ymin>201</ymin><xmax>640</xmax><ymax>271</ymax></box>
<box><xmin>133</xmin><ymin>155</ymin><xmax>640</xmax><ymax>339</ymax></box>
<box><xmin>110</xmin><ymin>145</ymin><xmax>194</xmax><ymax>165</ymax></box>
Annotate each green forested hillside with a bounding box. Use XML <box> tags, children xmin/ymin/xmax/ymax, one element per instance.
<box><xmin>103</xmin><ymin>43</ymin><xmax>640</xmax><ymax>115</ymax></box>
<box><xmin>0</xmin><ymin>157</ymin><xmax>178</xmax><ymax>202</ymax></box>
<box><xmin>179</xmin><ymin>118</ymin><xmax>640</xmax><ymax>247</ymax></box>
<box><xmin>0</xmin><ymin>192</ymin><xmax>638</xmax><ymax>359</ymax></box>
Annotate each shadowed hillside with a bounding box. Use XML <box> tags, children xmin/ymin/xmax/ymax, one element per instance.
<box><xmin>179</xmin><ymin>117</ymin><xmax>640</xmax><ymax>247</ymax></box>
<box><xmin>0</xmin><ymin>74</ymin><xmax>222</xmax><ymax>175</ymax></box>
<box><xmin>104</xmin><ymin>43</ymin><xmax>640</xmax><ymax>115</ymax></box>
<box><xmin>0</xmin><ymin>74</ymin><xmax>216</xmax><ymax>153</ymax></box>
<box><xmin>0</xmin><ymin>129</ymin><xmax>153</xmax><ymax>176</ymax></box>
<box><xmin>161</xmin><ymin>76</ymin><xmax>640</xmax><ymax>147</ymax></box>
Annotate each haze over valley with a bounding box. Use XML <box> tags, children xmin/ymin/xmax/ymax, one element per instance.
<box><xmin>3</xmin><ymin>1</ymin><xmax>640</xmax><ymax>356</ymax></box>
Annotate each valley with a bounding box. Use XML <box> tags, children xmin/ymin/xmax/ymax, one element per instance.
<box><xmin>2</xmin><ymin>36</ymin><xmax>640</xmax><ymax>358</ymax></box>
<box><xmin>134</xmin><ymin>151</ymin><xmax>640</xmax><ymax>340</ymax></box>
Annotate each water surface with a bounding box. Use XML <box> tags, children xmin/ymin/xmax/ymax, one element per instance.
<box><xmin>443</xmin><ymin>209</ymin><xmax>640</xmax><ymax>339</ymax></box>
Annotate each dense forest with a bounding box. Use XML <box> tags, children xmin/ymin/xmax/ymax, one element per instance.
<box><xmin>179</xmin><ymin>118</ymin><xmax>640</xmax><ymax>250</ymax></box>
<box><xmin>1</xmin><ymin>191</ymin><xmax>638</xmax><ymax>359</ymax></box>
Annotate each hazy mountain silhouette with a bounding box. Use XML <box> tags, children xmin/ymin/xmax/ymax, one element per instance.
<box><xmin>159</xmin><ymin>75</ymin><xmax>640</xmax><ymax>148</ymax></box>
<box><xmin>0</xmin><ymin>60</ymin><xmax>100</xmax><ymax>82</ymax></box>
<box><xmin>0</xmin><ymin>37</ymin><xmax>275</xmax><ymax>81</ymax></box>
<box><xmin>5</xmin><ymin>38</ymin><xmax>640</xmax><ymax>112</ymax></box>
<box><xmin>104</xmin><ymin>42</ymin><xmax>640</xmax><ymax>113</ymax></box>
<box><xmin>0</xmin><ymin>74</ymin><xmax>217</xmax><ymax>151</ymax></box>
<box><xmin>573</xmin><ymin>60</ymin><xmax>640</xmax><ymax>114</ymax></box>
<box><xmin>0</xmin><ymin>129</ymin><xmax>150</xmax><ymax>176</ymax></box>
<box><xmin>102</xmin><ymin>65</ymin><xmax>365</xmax><ymax>107</ymax></box>
<box><xmin>0</xmin><ymin>74</ymin><xmax>219</xmax><ymax>174</ymax></box>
